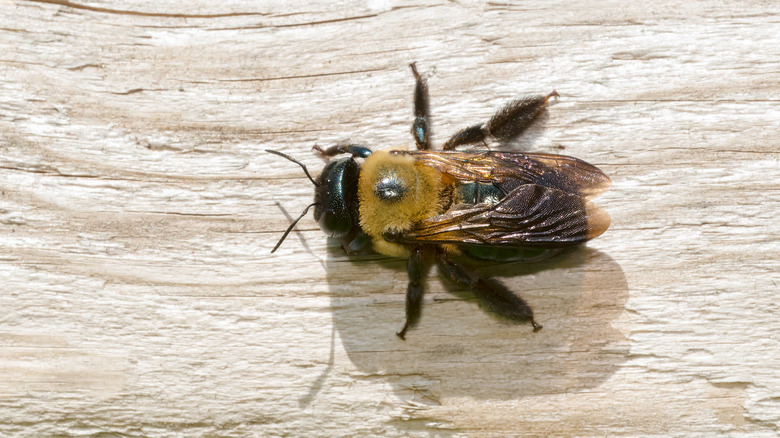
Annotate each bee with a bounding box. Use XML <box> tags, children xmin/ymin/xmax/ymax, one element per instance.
<box><xmin>268</xmin><ymin>63</ymin><xmax>611</xmax><ymax>340</ymax></box>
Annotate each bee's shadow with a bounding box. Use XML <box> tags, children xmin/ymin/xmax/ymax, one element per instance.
<box><xmin>325</xmin><ymin>244</ymin><xmax>629</xmax><ymax>401</ymax></box>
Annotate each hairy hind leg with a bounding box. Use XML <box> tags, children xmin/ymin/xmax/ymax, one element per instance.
<box><xmin>443</xmin><ymin>91</ymin><xmax>558</xmax><ymax>150</ymax></box>
<box><xmin>436</xmin><ymin>249</ymin><xmax>542</xmax><ymax>331</ymax></box>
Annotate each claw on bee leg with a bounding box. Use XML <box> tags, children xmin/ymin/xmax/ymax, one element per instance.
<box><xmin>436</xmin><ymin>249</ymin><xmax>541</xmax><ymax>331</ymax></box>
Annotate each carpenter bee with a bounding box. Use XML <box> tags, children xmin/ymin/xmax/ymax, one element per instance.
<box><xmin>268</xmin><ymin>63</ymin><xmax>611</xmax><ymax>339</ymax></box>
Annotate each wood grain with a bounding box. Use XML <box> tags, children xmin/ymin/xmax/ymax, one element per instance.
<box><xmin>1</xmin><ymin>0</ymin><xmax>778</xmax><ymax>436</ymax></box>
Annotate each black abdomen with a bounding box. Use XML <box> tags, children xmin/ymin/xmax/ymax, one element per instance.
<box><xmin>457</xmin><ymin>182</ymin><xmax>505</xmax><ymax>206</ymax></box>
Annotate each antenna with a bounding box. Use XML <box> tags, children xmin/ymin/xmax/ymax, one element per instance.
<box><xmin>266</xmin><ymin>150</ymin><xmax>319</xmax><ymax>186</ymax></box>
<box><xmin>271</xmin><ymin>203</ymin><xmax>317</xmax><ymax>253</ymax></box>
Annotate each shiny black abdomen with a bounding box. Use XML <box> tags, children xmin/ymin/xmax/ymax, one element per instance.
<box><xmin>456</xmin><ymin>182</ymin><xmax>505</xmax><ymax>207</ymax></box>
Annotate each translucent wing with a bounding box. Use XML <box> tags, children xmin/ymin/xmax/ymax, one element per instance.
<box><xmin>398</xmin><ymin>150</ymin><xmax>611</xmax><ymax>199</ymax></box>
<box><xmin>400</xmin><ymin>184</ymin><xmax>611</xmax><ymax>248</ymax></box>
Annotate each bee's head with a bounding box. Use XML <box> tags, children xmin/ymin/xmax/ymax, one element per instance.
<box><xmin>313</xmin><ymin>157</ymin><xmax>360</xmax><ymax>238</ymax></box>
<box><xmin>266</xmin><ymin>150</ymin><xmax>361</xmax><ymax>253</ymax></box>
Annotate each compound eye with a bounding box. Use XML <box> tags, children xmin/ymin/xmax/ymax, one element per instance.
<box><xmin>374</xmin><ymin>171</ymin><xmax>408</xmax><ymax>203</ymax></box>
<box><xmin>313</xmin><ymin>157</ymin><xmax>359</xmax><ymax>239</ymax></box>
<box><xmin>319</xmin><ymin>209</ymin><xmax>351</xmax><ymax>238</ymax></box>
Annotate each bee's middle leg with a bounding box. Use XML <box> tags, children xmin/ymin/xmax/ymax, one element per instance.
<box><xmin>409</xmin><ymin>63</ymin><xmax>432</xmax><ymax>151</ymax></box>
<box><xmin>436</xmin><ymin>249</ymin><xmax>542</xmax><ymax>331</ymax></box>
<box><xmin>397</xmin><ymin>246</ymin><xmax>426</xmax><ymax>340</ymax></box>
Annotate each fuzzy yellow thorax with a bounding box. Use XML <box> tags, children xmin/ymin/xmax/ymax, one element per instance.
<box><xmin>357</xmin><ymin>150</ymin><xmax>446</xmax><ymax>257</ymax></box>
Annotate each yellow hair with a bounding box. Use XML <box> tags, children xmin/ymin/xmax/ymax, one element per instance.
<box><xmin>358</xmin><ymin>151</ymin><xmax>447</xmax><ymax>257</ymax></box>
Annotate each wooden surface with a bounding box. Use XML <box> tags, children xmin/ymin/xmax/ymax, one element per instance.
<box><xmin>1</xmin><ymin>0</ymin><xmax>778</xmax><ymax>436</ymax></box>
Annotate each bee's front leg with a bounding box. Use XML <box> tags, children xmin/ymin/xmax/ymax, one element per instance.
<box><xmin>397</xmin><ymin>246</ymin><xmax>426</xmax><ymax>340</ymax></box>
<box><xmin>312</xmin><ymin>143</ymin><xmax>372</xmax><ymax>159</ymax></box>
<box><xmin>436</xmin><ymin>249</ymin><xmax>542</xmax><ymax>331</ymax></box>
<box><xmin>340</xmin><ymin>231</ymin><xmax>372</xmax><ymax>255</ymax></box>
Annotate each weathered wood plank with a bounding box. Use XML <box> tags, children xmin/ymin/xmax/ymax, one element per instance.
<box><xmin>1</xmin><ymin>0</ymin><xmax>778</xmax><ymax>436</ymax></box>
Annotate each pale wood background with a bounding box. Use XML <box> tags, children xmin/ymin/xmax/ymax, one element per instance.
<box><xmin>1</xmin><ymin>0</ymin><xmax>778</xmax><ymax>436</ymax></box>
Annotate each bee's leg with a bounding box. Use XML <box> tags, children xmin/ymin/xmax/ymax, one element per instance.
<box><xmin>436</xmin><ymin>249</ymin><xmax>542</xmax><ymax>331</ymax></box>
<box><xmin>443</xmin><ymin>91</ymin><xmax>558</xmax><ymax>150</ymax></box>
<box><xmin>410</xmin><ymin>63</ymin><xmax>432</xmax><ymax>151</ymax></box>
<box><xmin>341</xmin><ymin>230</ymin><xmax>372</xmax><ymax>255</ymax></box>
<box><xmin>397</xmin><ymin>246</ymin><xmax>426</xmax><ymax>340</ymax></box>
<box><xmin>312</xmin><ymin>144</ymin><xmax>372</xmax><ymax>158</ymax></box>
